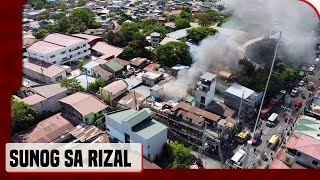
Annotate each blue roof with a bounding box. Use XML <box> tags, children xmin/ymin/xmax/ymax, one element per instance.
<box><xmin>313</xmin><ymin>97</ymin><xmax>320</xmax><ymax>106</ymax></box>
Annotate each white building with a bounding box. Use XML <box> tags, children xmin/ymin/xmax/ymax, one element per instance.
<box><xmin>150</xmin><ymin>32</ymin><xmax>161</xmax><ymax>48</ymax></box>
<box><xmin>27</xmin><ymin>33</ymin><xmax>91</xmax><ymax>65</ymax></box>
<box><xmin>195</xmin><ymin>72</ymin><xmax>217</xmax><ymax>109</ymax></box>
<box><xmin>105</xmin><ymin>108</ymin><xmax>168</xmax><ymax>161</ymax></box>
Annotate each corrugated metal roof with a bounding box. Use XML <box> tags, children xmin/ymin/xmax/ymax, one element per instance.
<box><xmin>104</xmin><ymin>60</ymin><xmax>123</xmax><ymax>72</ymax></box>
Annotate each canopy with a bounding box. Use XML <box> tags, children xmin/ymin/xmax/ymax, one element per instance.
<box><xmin>268</xmin><ymin>135</ymin><xmax>279</xmax><ymax>144</ymax></box>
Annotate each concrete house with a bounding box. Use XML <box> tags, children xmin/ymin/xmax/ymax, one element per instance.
<box><xmin>20</xmin><ymin>94</ymin><xmax>48</xmax><ymax>115</ymax></box>
<box><xmin>99</xmin><ymin>80</ymin><xmax>128</xmax><ymax>105</ymax></box>
<box><xmin>83</xmin><ymin>61</ymin><xmax>100</xmax><ymax>76</ymax></box>
<box><xmin>101</xmin><ymin>60</ymin><xmax>124</xmax><ymax>77</ymax></box>
<box><xmin>32</xmin><ymin>83</ymin><xmax>68</xmax><ymax>113</ymax></box>
<box><xmin>285</xmin><ymin>133</ymin><xmax>320</xmax><ymax>169</ymax></box>
<box><xmin>105</xmin><ymin>108</ymin><xmax>168</xmax><ymax>161</ymax></box>
<box><xmin>23</xmin><ymin>59</ymin><xmax>67</xmax><ymax>84</ymax></box>
<box><xmin>195</xmin><ymin>72</ymin><xmax>217</xmax><ymax>109</ymax></box>
<box><xmin>59</xmin><ymin>92</ymin><xmax>108</xmax><ymax>127</ymax></box>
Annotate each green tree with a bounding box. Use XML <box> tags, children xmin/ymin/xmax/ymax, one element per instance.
<box><xmin>119</xmin><ymin>46</ymin><xmax>138</xmax><ymax>60</ymax></box>
<box><xmin>105</xmin><ymin>31</ymin><xmax>127</xmax><ymax>47</ymax></box>
<box><xmin>77</xmin><ymin>0</ymin><xmax>87</xmax><ymax>7</ymax></box>
<box><xmin>11</xmin><ymin>100</ymin><xmax>37</xmax><ymax>134</ymax></box>
<box><xmin>239</xmin><ymin>58</ymin><xmax>256</xmax><ymax>76</ymax></box>
<box><xmin>120</xmin><ymin>22</ymin><xmax>140</xmax><ymax>42</ymax></box>
<box><xmin>175</xmin><ymin>18</ymin><xmax>190</xmax><ymax>30</ymax></box>
<box><xmin>169</xmin><ymin>142</ymin><xmax>193</xmax><ymax>169</ymax></box>
<box><xmin>87</xmin><ymin>79</ymin><xmax>106</xmax><ymax>94</ymax></box>
<box><xmin>187</xmin><ymin>27</ymin><xmax>218</xmax><ymax>44</ymax></box>
<box><xmin>34</xmin><ymin>1</ymin><xmax>45</xmax><ymax>10</ymax></box>
<box><xmin>198</xmin><ymin>14</ymin><xmax>210</xmax><ymax>26</ymax></box>
<box><xmin>34</xmin><ymin>29</ymin><xmax>49</xmax><ymax>39</ymax></box>
<box><xmin>180</xmin><ymin>10</ymin><xmax>192</xmax><ymax>21</ymax></box>
<box><xmin>155</xmin><ymin>41</ymin><xmax>192</xmax><ymax>67</ymax></box>
<box><xmin>77</xmin><ymin>60</ymin><xmax>86</xmax><ymax>71</ymax></box>
<box><xmin>61</xmin><ymin>78</ymin><xmax>85</xmax><ymax>93</ymax></box>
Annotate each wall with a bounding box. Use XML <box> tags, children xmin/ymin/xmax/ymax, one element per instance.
<box><xmin>195</xmin><ymin>79</ymin><xmax>216</xmax><ymax>108</ymax></box>
<box><xmin>105</xmin><ymin>115</ymin><xmax>125</xmax><ymax>142</ymax></box>
<box><xmin>60</xmin><ymin>103</ymin><xmax>83</xmax><ymax>124</ymax></box>
<box><xmin>23</xmin><ymin>67</ymin><xmax>67</xmax><ymax>84</ymax></box>
<box><xmin>32</xmin><ymin>99</ymin><xmax>49</xmax><ymax>115</ymax></box>
<box><xmin>146</xmin><ymin>127</ymin><xmax>167</xmax><ymax>161</ymax></box>
<box><xmin>45</xmin><ymin>90</ymin><xmax>68</xmax><ymax>113</ymax></box>
<box><xmin>181</xmin><ymin>115</ymin><xmax>204</xmax><ymax>127</ymax></box>
<box><xmin>289</xmin><ymin>150</ymin><xmax>320</xmax><ymax>169</ymax></box>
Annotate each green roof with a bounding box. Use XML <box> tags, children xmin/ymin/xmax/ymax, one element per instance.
<box><xmin>294</xmin><ymin>116</ymin><xmax>320</xmax><ymax>140</ymax></box>
<box><xmin>106</xmin><ymin>109</ymin><xmax>137</xmax><ymax>124</ymax></box>
<box><xmin>132</xmin><ymin>119</ymin><xmax>167</xmax><ymax>140</ymax></box>
<box><xmin>104</xmin><ymin>61</ymin><xmax>123</xmax><ymax>72</ymax></box>
<box><xmin>124</xmin><ymin>108</ymin><xmax>152</xmax><ymax>127</ymax></box>
<box><xmin>106</xmin><ymin>108</ymin><xmax>167</xmax><ymax>140</ymax></box>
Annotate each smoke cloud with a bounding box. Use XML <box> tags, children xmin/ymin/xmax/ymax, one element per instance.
<box><xmin>162</xmin><ymin>0</ymin><xmax>318</xmax><ymax>98</ymax></box>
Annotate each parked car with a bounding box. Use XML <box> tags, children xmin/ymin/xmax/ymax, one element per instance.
<box><xmin>266</xmin><ymin>121</ymin><xmax>275</xmax><ymax>127</ymax></box>
<box><xmin>290</xmin><ymin>87</ymin><xmax>299</xmax><ymax>97</ymax></box>
<box><xmin>252</xmin><ymin>133</ymin><xmax>261</xmax><ymax>146</ymax></box>
<box><xmin>308</xmin><ymin>66</ymin><xmax>315</xmax><ymax>73</ymax></box>
<box><xmin>298</xmin><ymin>80</ymin><xmax>305</xmax><ymax>86</ymax></box>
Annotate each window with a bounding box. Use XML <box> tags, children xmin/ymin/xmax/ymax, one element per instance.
<box><xmin>312</xmin><ymin>160</ymin><xmax>318</xmax><ymax>166</ymax></box>
<box><xmin>61</xmin><ymin>51</ymin><xmax>66</xmax><ymax>54</ymax></box>
<box><xmin>50</xmin><ymin>55</ymin><xmax>55</xmax><ymax>58</ymax></box>
<box><xmin>52</xmin><ymin>61</ymin><xmax>56</xmax><ymax>64</ymax></box>
<box><xmin>199</xmin><ymin>121</ymin><xmax>201</xmax><ymax>124</ymax></box>
<box><xmin>201</xmin><ymin>96</ymin><xmax>206</xmax><ymax>104</ymax></box>
<box><xmin>85</xmin><ymin>117</ymin><xmax>89</xmax><ymax>122</ymax></box>
<box><xmin>62</xmin><ymin>57</ymin><xmax>67</xmax><ymax>60</ymax></box>
<box><xmin>55</xmin><ymin>75</ymin><xmax>62</xmax><ymax>82</ymax></box>
<box><xmin>296</xmin><ymin>152</ymin><xmax>301</xmax><ymax>157</ymax></box>
<box><xmin>148</xmin><ymin>145</ymin><xmax>150</xmax><ymax>149</ymax></box>
<box><xmin>148</xmin><ymin>154</ymin><xmax>150</xmax><ymax>159</ymax></box>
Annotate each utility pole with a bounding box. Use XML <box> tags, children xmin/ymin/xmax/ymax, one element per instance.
<box><xmin>237</xmin><ymin>91</ymin><xmax>245</xmax><ymax>123</ymax></box>
<box><xmin>198</xmin><ymin>122</ymin><xmax>208</xmax><ymax>161</ymax></box>
<box><xmin>242</xmin><ymin>32</ymin><xmax>282</xmax><ymax>169</ymax></box>
<box><xmin>133</xmin><ymin>90</ymin><xmax>138</xmax><ymax>110</ymax></box>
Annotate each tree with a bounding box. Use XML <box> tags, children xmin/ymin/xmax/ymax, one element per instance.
<box><xmin>180</xmin><ymin>10</ymin><xmax>192</xmax><ymax>21</ymax></box>
<box><xmin>118</xmin><ymin>46</ymin><xmax>138</xmax><ymax>60</ymax></box>
<box><xmin>155</xmin><ymin>41</ymin><xmax>192</xmax><ymax>67</ymax></box>
<box><xmin>105</xmin><ymin>31</ymin><xmax>127</xmax><ymax>47</ymax></box>
<box><xmin>119</xmin><ymin>32</ymin><xmax>151</xmax><ymax>60</ymax></box>
<box><xmin>187</xmin><ymin>27</ymin><xmax>218</xmax><ymax>44</ymax></box>
<box><xmin>87</xmin><ymin>79</ymin><xmax>106</xmax><ymax>94</ymax></box>
<box><xmin>245</xmin><ymin>38</ymin><xmax>278</xmax><ymax>65</ymax></box>
<box><xmin>175</xmin><ymin>18</ymin><xmax>190</xmax><ymax>30</ymax></box>
<box><xmin>34</xmin><ymin>29</ymin><xmax>49</xmax><ymax>39</ymax></box>
<box><xmin>120</xmin><ymin>22</ymin><xmax>140</xmax><ymax>42</ymax></box>
<box><xmin>61</xmin><ymin>78</ymin><xmax>85</xmax><ymax>93</ymax></box>
<box><xmin>77</xmin><ymin>60</ymin><xmax>86</xmax><ymax>71</ymax></box>
<box><xmin>77</xmin><ymin>0</ymin><xmax>87</xmax><ymax>7</ymax></box>
<box><xmin>11</xmin><ymin>100</ymin><xmax>37</xmax><ymax>134</ymax></box>
<box><xmin>169</xmin><ymin>142</ymin><xmax>193</xmax><ymax>169</ymax></box>
<box><xmin>34</xmin><ymin>1</ymin><xmax>45</xmax><ymax>10</ymax></box>
<box><xmin>198</xmin><ymin>14</ymin><xmax>210</xmax><ymax>26</ymax></box>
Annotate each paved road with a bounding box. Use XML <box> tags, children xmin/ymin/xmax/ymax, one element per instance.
<box><xmin>191</xmin><ymin>151</ymin><xmax>222</xmax><ymax>169</ymax></box>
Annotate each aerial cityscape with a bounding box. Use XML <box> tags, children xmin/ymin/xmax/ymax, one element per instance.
<box><xmin>13</xmin><ymin>0</ymin><xmax>320</xmax><ymax>169</ymax></box>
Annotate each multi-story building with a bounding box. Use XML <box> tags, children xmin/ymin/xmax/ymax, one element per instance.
<box><xmin>27</xmin><ymin>33</ymin><xmax>91</xmax><ymax>65</ymax></box>
<box><xmin>195</xmin><ymin>72</ymin><xmax>217</xmax><ymax>109</ymax></box>
<box><xmin>150</xmin><ymin>32</ymin><xmax>161</xmax><ymax>48</ymax></box>
<box><xmin>105</xmin><ymin>108</ymin><xmax>168</xmax><ymax>161</ymax></box>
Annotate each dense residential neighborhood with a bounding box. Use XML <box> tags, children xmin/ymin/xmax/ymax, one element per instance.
<box><xmin>13</xmin><ymin>0</ymin><xmax>320</xmax><ymax>169</ymax></box>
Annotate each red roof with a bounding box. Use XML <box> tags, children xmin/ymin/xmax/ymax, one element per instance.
<box><xmin>268</xmin><ymin>159</ymin><xmax>290</xmax><ymax>169</ymax></box>
<box><xmin>23</xmin><ymin>59</ymin><xmax>66</xmax><ymax>78</ymax></box>
<box><xmin>144</xmin><ymin>63</ymin><xmax>160</xmax><ymax>72</ymax></box>
<box><xmin>92</xmin><ymin>66</ymin><xmax>113</xmax><ymax>78</ymax></box>
<box><xmin>20</xmin><ymin>94</ymin><xmax>46</xmax><ymax>105</ymax></box>
<box><xmin>59</xmin><ymin>92</ymin><xmax>108</xmax><ymax>116</ymax></box>
<box><xmin>11</xmin><ymin>113</ymin><xmax>76</xmax><ymax>143</ymax></box>
<box><xmin>112</xmin><ymin>58</ymin><xmax>130</xmax><ymax>67</ymax></box>
<box><xmin>130</xmin><ymin>57</ymin><xmax>147</xmax><ymax>67</ymax></box>
<box><xmin>286</xmin><ymin>133</ymin><xmax>320</xmax><ymax>160</ymax></box>
<box><xmin>92</xmin><ymin>42</ymin><xmax>123</xmax><ymax>57</ymax></box>
<box><xmin>102</xmin><ymin>80</ymin><xmax>128</xmax><ymax>96</ymax></box>
<box><xmin>171</xmin><ymin>102</ymin><xmax>220</xmax><ymax>122</ymax></box>
<box><xmin>43</xmin><ymin>33</ymin><xmax>88</xmax><ymax>47</ymax></box>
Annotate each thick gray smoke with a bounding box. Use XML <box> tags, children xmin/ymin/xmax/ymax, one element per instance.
<box><xmin>222</xmin><ymin>0</ymin><xmax>318</xmax><ymax>64</ymax></box>
<box><xmin>163</xmin><ymin>0</ymin><xmax>318</xmax><ymax>98</ymax></box>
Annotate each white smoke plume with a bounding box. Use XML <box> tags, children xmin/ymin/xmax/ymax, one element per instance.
<box><xmin>162</xmin><ymin>0</ymin><xmax>318</xmax><ymax>98</ymax></box>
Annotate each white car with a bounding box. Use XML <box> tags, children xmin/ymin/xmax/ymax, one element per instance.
<box><xmin>309</xmin><ymin>66</ymin><xmax>315</xmax><ymax>73</ymax></box>
<box><xmin>290</xmin><ymin>87</ymin><xmax>299</xmax><ymax>97</ymax></box>
<box><xmin>298</xmin><ymin>80</ymin><xmax>305</xmax><ymax>86</ymax></box>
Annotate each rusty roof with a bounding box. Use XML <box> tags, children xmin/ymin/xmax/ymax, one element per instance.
<box><xmin>171</xmin><ymin>102</ymin><xmax>220</xmax><ymax>122</ymax></box>
<box><xmin>69</xmin><ymin>124</ymin><xmax>109</xmax><ymax>143</ymax></box>
<box><xmin>92</xmin><ymin>66</ymin><xmax>113</xmax><ymax>78</ymax></box>
<box><xmin>59</xmin><ymin>92</ymin><xmax>108</xmax><ymax>116</ymax></box>
<box><xmin>11</xmin><ymin>113</ymin><xmax>76</xmax><ymax>143</ymax></box>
